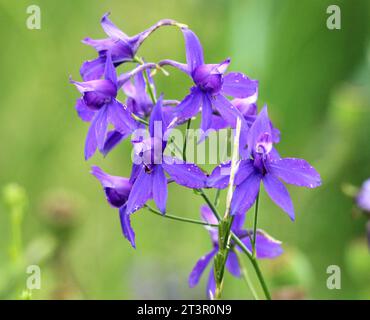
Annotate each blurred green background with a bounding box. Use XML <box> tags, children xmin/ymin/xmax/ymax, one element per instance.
<box><xmin>0</xmin><ymin>0</ymin><xmax>369</xmax><ymax>299</ymax></box>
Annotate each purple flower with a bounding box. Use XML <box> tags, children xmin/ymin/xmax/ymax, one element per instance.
<box><xmin>122</xmin><ymin>68</ymin><xmax>155</xmax><ymax>118</ymax></box>
<box><xmin>189</xmin><ymin>205</ymin><xmax>283</xmax><ymax>299</ymax></box>
<box><xmin>208</xmin><ymin>106</ymin><xmax>321</xmax><ymax>220</ymax></box>
<box><xmin>124</xmin><ymin>95</ymin><xmax>208</xmax><ymax>217</ymax></box>
<box><xmin>71</xmin><ymin>53</ymin><xmax>139</xmax><ymax>160</ymax></box>
<box><xmin>81</xmin><ymin>13</ymin><xmax>178</xmax><ymax>80</ymax></box>
<box><xmin>91</xmin><ymin>165</ymin><xmax>136</xmax><ymax>247</ymax></box>
<box><xmin>159</xmin><ymin>28</ymin><xmax>258</xmax><ymax>134</ymax></box>
<box><xmin>356</xmin><ymin>179</ymin><xmax>370</xmax><ymax>212</ymax></box>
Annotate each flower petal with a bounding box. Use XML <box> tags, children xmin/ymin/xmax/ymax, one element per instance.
<box><xmin>163</xmin><ymin>159</ymin><xmax>207</xmax><ymax>189</ymax></box>
<box><xmin>240</xmin><ymin>229</ymin><xmax>283</xmax><ymax>259</ymax></box>
<box><xmin>101</xmin><ymin>130</ymin><xmax>126</xmax><ymax>156</ymax></box>
<box><xmin>108</xmin><ymin>99</ymin><xmax>138</xmax><ymax>133</ymax></box>
<box><xmin>188</xmin><ymin>248</ymin><xmax>217</xmax><ymax>288</ymax></box>
<box><xmin>231</xmin><ymin>172</ymin><xmax>262</xmax><ymax>215</ymax></box>
<box><xmin>207</xmin><ymin>161</ymin><xmax>231</xmax><ymax>189</ymax></box>
<box><xmin>182</xmin><ymin>28</ymin><xmax>204</xmax><ymax>73</ymax></box>
<box><xmin>104</xmin><ymin>52</ymin><xmax>117</xmax><ymax>84</ymax></box>
<box><xmin>263</xmin><ymin>173</ymin><xmax>294</xmax><ymax>220</ymax></box>
<box><xmin>119</xmin><ymin>205</ymin><xmax>136</xmax><ymax>248</ymax></box>
<box><xmin>207</xmin><ymin>267</ymin><xmax>216</xmax><ymax>299</ymax></box>
<box><xmin>80</xmin><ymin>56</ymin><xmax>106</xmax><ymax>81</ymax></box>
<box><xmin>75</xmin><ymin>98</ymin><xmax>95</xmax><ymax>122</ymax></box>
<box><xmin>267</xmin><ymin>158</ymin><xmax>321</xmax><ymax>188</ymax></box>
<box><xmin>152</xmin><ymin>165</ymin><xmax>168</xmax><ymax>214</ymax></box>
<box><xmin>225</xmin><ymin>251</ymin><xmax>241</xmax><ymax>277</ymax></box>
<box><xmin>84</xmin><ymin>114</ymin><xmax>98</xmax><ymax>160</ymax></box>
<box><xmin>222</xmin><ymin>73</ymin><xmax>258</xmax><ymax>98</ymax></box>
<box><xmin>172</xmin><ymin>88</ymin><xmax>202</xmax><ymax>126</ymax></box>
<box><xmin>101</xmin><ymin>12</ymin><xmax>129</xmax><ymax>40</ymax></box>
<box><xmin>247</xmin><ymin>105</ymin><xmax>273</xmax><ymax>156</ymax></box>
<box><xmin>213</xmin><ymin>94</ymin><xmax>245</xmax><ymax>128</ymax></box>
<box><xmin>125</xmin><ymin>168</ymin><xmax>153</xmax><ymax>215</ymax></box>
<box><xmin>200</xmin><ymin>205</ymin><xmax>219</xmax><ymax>244</ymax></box>
<box><xmin>95</xmin><ymin>106</ymin><xmax>109</xmax><ymax>150</ymax></box>
<box><xmin>200</xmin><ymin>93</ymin><xmax>213</xmax><ymax>134</ymax></box>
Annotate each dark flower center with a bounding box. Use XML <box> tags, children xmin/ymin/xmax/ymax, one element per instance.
<box><xmin>193</xmin><ymin>64</ymin><xmax>223</xmax><ymax>95</ymax></box>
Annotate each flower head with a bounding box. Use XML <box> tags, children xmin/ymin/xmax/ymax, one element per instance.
<box><xmin>71</xmin><ymin>53</ymin><xmax>139</xmax><ymax>159</ymax></box>
<box><xmin>81</xmin><ymin>13</ymin><xmax>179</xmax><ymax>80</ymax></box>
<box><xmin>160</xmin><ymin>28</ymin><xmax>258</xmax><ymax>135</ymax></box>
<box><xmin>356</xmin><ymin>179</ymin><xmax>370</xmax><ymax>212</ymax></box>
<box><xmin>124</xmin><ymin>96</ymin><xmax>208</xmax><ymax>217</ymax></box>
<box><xmin>189</xmin><ymin>206</ymin><xmax>282</xmax><ymax>299</ymax></box>
<box><xmin>91</xmin><ymin>166</ymin><xmax>135</xmax><ymax>247</ymax></box>
<box><xmin>208</xmin><ymin>106</ymin><xmax>321</xmax><ymax>220</ymax></box>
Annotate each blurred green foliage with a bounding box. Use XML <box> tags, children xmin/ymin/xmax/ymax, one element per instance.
<box><xmin>0</xmin><ymin>0</ymin><xmax>369</xmax><ymax>299</ymax></box>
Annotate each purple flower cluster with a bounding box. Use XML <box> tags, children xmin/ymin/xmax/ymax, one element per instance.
<box><xmin>71</xmin><ymin>13</ymin><xmax>322</xmax><ymax>298</ymax></box>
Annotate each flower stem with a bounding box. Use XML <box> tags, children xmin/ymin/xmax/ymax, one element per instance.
<box><xmin>252</xmin><ymin>191</ymin><xmax>260</xmax><ymax>257</ymax></box>
<box><xmin>183</xmin><ymin>119</ymin><xmax>192</xmax><ymax>162</ymax></box>
<box><xmin>231</xmin><ymin>232</ymin><xmax>272</xmax><ymax>300</ymax></box>
<box><xmin>145</xmin><ymin>204</ymin><xmax>218</xmax><ymax>227</ymax></box>
<box><xmin>234</xmin><ymin>248</ymin><xmax>259</xmax><ymax>300</ymax></box>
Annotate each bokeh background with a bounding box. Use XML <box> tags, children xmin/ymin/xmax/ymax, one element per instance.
<box><xmin>0</xmin><ymin>0</ymin><xmax>369</xmax><ymax>299</ymax></box>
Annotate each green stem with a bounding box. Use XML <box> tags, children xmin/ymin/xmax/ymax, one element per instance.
<box><xmin>145</xmin><ymin>204</ymin><xmax>218</xmax><ymax>227</ymax></box>
<box><xmin>214</xmin><ymin>189</ymin><xmax>221</xmax><ymax>207</ymax></box>
<box><xmin>234</xmin><ymin>248</ymin><xmax>259</xmax><ymax>300</ymax></box>
<box><xmin>183</xmin><ymin>119</ymin><xmax>192</xmax><ymax>162</ymax></box>
<box><xmin>252</xmin><ymin>192</ymin><xmax>260</xmax><ymax>257</ymax></box>
<box><xmin>134</xmin><ymin>56</ymin><xmax>157</xmax><ymax>104</ymax></box>
<box><xmin>231</xmin><ymin>233</ymin><xmax>271</xmax><ymax>300</ymax></box>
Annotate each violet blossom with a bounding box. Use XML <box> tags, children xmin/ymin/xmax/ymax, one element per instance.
<box><xmin>208</xmin><ymin>106</ymin><xmax>321</xmax><ymax>219</ymax></box>
<box><xmin>159</xmin><ymin>28</ymin><xmax>258</xmax><ymax>134</ymax></box>
<box><xmin>81</xmin><ymin>13</ymin><xmax>179</xmax><ymax>80</ymax></box>
<box><xmin>71</xmin><ymin>53</ymin><xmax>140</xmax><ymax>160</ymax></box>
<box><xmin>189</xmin><ymin>206</ymin><xmax>283</xmax><ymax>298</ymax></box>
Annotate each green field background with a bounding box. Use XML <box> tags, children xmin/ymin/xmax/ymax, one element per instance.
<box><xmin>0</xmin><ymin>0</ymin><xmax>369</xmax><ymax>299</ymax></box>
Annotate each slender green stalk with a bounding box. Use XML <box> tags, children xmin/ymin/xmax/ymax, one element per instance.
<box><xmin>214</xmin><ymin>189</ymin><xmax>221</xmax><ymax>207</ymax></box>
<box><xmin>145</xmin><ymin>204</ymin><xmax>218</xmax><ymax>227</ymax></box>
<box><xmin>183</xmin><ymin>119</ymin><xmax>192</xmax><ymax>162</ymax></box>
<box><xmin>234</xmin><ymin>248</ymin><xmax>259</xmax><ymax>300</ymax></box>
<box><xmin>252</xmin><ymin>191</ymin><xmax>260</xmax><ymax>257</ymax></box>
<box><xmin>231</xmin><ymin>233</ymin><xmax>271</xmax><ymax>300</ymax></box>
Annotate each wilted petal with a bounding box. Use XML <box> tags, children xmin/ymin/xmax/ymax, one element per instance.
<box><xmin>222</xmin><ymin>73</ymin><xmax>258</xmax><ymax>98</ymax></box>
<box><xmin>240</xmin><ymin>229</ymin><xmax>283</xmax><ymax>259</ymax></box>
<box><xmin>152</xmin><ymin>165</ymin><xmax>168</xmax><ymax>214</ymax></box>
<box><xmin>231</xmin><ymin>172</ymin><xmax>261</xmax><ymax>215</ymax></box>
<box><xmin>188</xmin><ymin>248</ymin><xmax>217</xmax><ymax>287</ymax></box>
<box><xmin>263</xmin><ymin>173</ymin><xmax>294</xmax><ymax>220</ymax></box>
<box><xmin>75</xmin><ymin>98</ymin><xmax>95</xmax><ymax>122</ymax></box>
<box><xmin>182</xmin><ymin>28</ymin><xmax>204</xmax><ymax>73</ymax></box>
<box><xmin>225</xmin><ymin>251</ymin><xmax>241</xmax><ymax>277</ymax></box>
<box><xmin>267</xmin><ymin>158</ymin><xmax>321</xmax><ymax>188</ymax></box>
<box><xmin>125</xmin><ymin>168</ymin><xmax>153</xmax><ymax>214</ymax></box>
<box><xmin>119</xmin><ymin>205</ymin><xmax>136</xmax><ymax>248</ymax></box>
<box><xmin>200</xmin><ymin>205</ymin><xmax>218</xmax><ymax>243</ymax></box>
<box><xmin>163</xmin><ymin>159</ymin><xmax>207</xmax><ymax>188</ymax></box>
